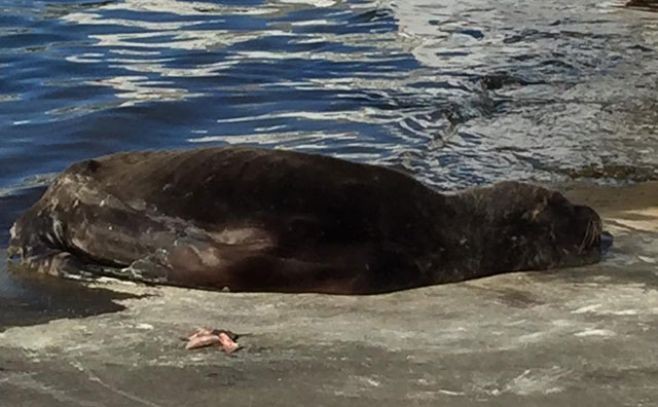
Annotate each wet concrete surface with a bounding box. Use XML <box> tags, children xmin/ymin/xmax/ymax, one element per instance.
<box><xmin>1</xmin><ymin>182</ymin><xmax>657</xmax><ymax>406</ymax></box>
<box><xmin>0</xmin><ymin>270</ymin><xmax>143</xmax><ymax>332</ymax></box>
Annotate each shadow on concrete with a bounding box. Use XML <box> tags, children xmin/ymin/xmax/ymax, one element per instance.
<box><xmin>626</xmin><ymin>0</ymin><xmax>658</xmax><ymax>12</ymax></box>
<box><xmin>0</xmin><ymin>269</ymin><xmax>145</xmax><ymax>332</ymax></box>
<box><xmin>525</xmin><ymin>255</ymin><xmax>658</xmax><ymax>290</ymax></box>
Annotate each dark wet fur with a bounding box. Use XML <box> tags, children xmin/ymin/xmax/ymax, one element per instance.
<box><xmin>8</xmin><ymin>147</ymin><xmax>605</xmax><ymax>294</ymax></box>
<box><xmin>626</xmin><ymin>0</ymin><xmax>658</xmax><ymax>11</ymax></box>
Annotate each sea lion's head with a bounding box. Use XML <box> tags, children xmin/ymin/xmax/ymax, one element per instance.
<box><xmin>473</xmin><ymin>182</ymin><xmax>611</xmax><ymax>272</ymax></box>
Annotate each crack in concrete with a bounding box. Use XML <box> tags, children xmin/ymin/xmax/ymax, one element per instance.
<box><xmin>0</xmin><ymin>371</ymin><xmax>102</xmax><ymax>407</ymax></box>
<box><xmin>70</xmin><ymin>360</ymin><xmax>164</xmax><ymax>407</ymax></box>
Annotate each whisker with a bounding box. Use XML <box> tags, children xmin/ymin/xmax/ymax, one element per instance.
<box><xmin>589</xmin><ymin>220</ymin><xmax>599</xmax><ymax>247</ymax></box>
<box><xmin>578</xmin><ymin>219</ymin><xmax>593</xmax><ymax>254</ymax></box>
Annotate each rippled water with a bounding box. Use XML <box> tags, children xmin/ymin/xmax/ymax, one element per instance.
<box><xmin>1</xmin><ymin>0</ymin><xmax>657</xmax><ymax>303</ymax></box>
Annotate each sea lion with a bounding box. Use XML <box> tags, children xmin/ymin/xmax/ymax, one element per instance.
<box><xmin>7</xmin><ymin>147</ymin><xmax>610</xmax><ymax>294</ymax></box>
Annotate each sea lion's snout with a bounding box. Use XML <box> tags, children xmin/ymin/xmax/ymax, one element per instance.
<box><xmin>600</xmin><ymin>231</ymin><xmax>614</xmax><ymax>254</ymax></box>
<box><xmin>542</xmin><ymin>200</ymin><xmax>605</xmax><ymax>267</ymax></box>
<box><xmin>570</xmin><ymin>204</ymin><xmax>601</xmax><ymax>247</ymax></box>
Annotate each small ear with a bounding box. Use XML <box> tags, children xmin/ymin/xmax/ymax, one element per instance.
<box><xmin>549</xmin><ymin>191</ymin><xmax>568</xmax><ymax>204</ymax></box>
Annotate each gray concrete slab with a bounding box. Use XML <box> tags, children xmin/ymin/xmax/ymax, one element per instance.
<box><xmin>1</xmin><ymin>182</ymin><xmax>657</xmax><ymax>406</ymax></box>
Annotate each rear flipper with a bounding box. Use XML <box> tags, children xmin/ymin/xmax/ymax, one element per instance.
<box><xmin>9</xmin><ymin>200</ymin><xmax>246</xmax><ymax>288</ymax></box>
<box><xmin>7</xmin><ymin>172</ymin><xmax>217</xmax><ymax>285</ymax></box>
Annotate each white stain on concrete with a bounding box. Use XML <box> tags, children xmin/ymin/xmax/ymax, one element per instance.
<box><xmin>574</xmin><ymin>329</ymin><xmax>616</xmax><ymax>337</ymax></box>
<box><xmin>609</xmin><ymin>310</ymin><xmax>639</xmax><ymax>316</ymax></box>
<box><xmin>357</xmin><ymin>376</ymin><xmax>381</xmax><ymax>387</ymax></box>
<box><xmin>437</xmin><ymin>389</ymin><xmax>465</xmax><ymax>396</ymax></box>
<box><xmin>572</xmin><ymin>304</ymin><xmax>603</xmax><ymax>314</ymax></box>
<box><xmin>503</xmin><ymin>368</ymin><xmax>568</xmax><ymax>396</ymax></box>
<box><xmin>637</xmin><ymin>255</ymin><xmax>657</xmax><ymax>264</ymax></box>
<box><xmin>517</xmin><ymin>331</ymin><xmax>546</xmax><ymax>343</ymax></box>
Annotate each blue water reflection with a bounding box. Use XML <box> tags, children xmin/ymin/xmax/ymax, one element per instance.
<box><xmin>1</xmin><ymin>0</ymin><xmax>657</xmax><ymax>226</ymax></box>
